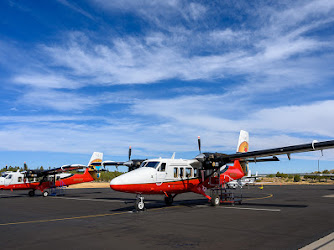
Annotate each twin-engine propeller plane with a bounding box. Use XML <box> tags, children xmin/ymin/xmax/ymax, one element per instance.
<box><xmin>109</xmin><ymin>131</ymin><xmax>334</xmax><ymax>211</ymax></box>
<box><xmin>0</xmin><ymin>152</ymin><xmax>103</xmax><ymax>197</ymax></box>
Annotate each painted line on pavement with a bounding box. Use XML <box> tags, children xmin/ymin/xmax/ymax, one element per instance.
<box><xmin>300</xmin><ymin>232</ymin><xmax>334</xmax><ymax>250</ymax></box>
<box><xmin>50</xmin><ymin>196</ymin><xmax>125</xmax><ymax>203</ymax></box>
<box><xmin>222</xmin><ymin>207</ymin><xmax>281</xmax><ymax>212</ymax></box>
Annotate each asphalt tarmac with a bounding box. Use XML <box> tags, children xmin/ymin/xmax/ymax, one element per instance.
<box><xmin>0</xmin><ymin>185</ymin><xmax>333</xmax><ymax>249</ymax></box>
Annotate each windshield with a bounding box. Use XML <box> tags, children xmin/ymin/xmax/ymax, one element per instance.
<box><xmin>145</xmin><ymin>161</ymin><xmax>160</xmax><ymax>169</ymax></box>
<box><xmin>139</xmin><ymin>161</ymin><xmax>148</xmax><ymax>168</ymax></box>
<box><xmin>1</xmin><ymin>173</ymin><xmax>8</xmax><ymax>178</ymax></box>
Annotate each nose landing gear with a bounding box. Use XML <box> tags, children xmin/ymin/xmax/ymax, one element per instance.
<box><xmin>135</xmin><ymin>195</ymin><xmax>145</xmax><ymax>211</ymax></box>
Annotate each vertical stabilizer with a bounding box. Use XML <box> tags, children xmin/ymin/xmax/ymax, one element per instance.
<box><xmin>88</xmin><ymin>152</ymin><xmax>103</xmax><ymax>180</ymax></box>
<box><xmin>237</xmin><ymin>130</ymin><xmax>249</xmax><ymax>153</ymax></box>
<box><xmin>88</xmin><ymin>152</ymin><xmax>103</xmax><ymax>167</ymax></box>
<box><xmin>237</xmin><ymin>130</ymin><xmax>249</xmax><ymax>175</ymax></box>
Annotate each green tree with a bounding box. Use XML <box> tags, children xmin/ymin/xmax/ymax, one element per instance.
<box><xmin>294</xmin><ymin>175</ymin><xmax>301</xmax><ymax>182</ymax></box>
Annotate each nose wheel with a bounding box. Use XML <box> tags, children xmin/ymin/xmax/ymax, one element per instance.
<box><xmin>135</xmin><ymin>195</ymin><xmax>145</xmax><ymax>211</ymax></box>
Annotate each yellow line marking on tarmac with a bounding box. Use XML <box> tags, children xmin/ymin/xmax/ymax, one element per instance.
<box><xmin>0</xmin><ymin>206</ymin><xmax>181</xmax><ymax>227</ymax></box>
<box><xmin>243</xmin><ymin>193</ymin><xmax>273</xmax><ymax>201</ymax></box>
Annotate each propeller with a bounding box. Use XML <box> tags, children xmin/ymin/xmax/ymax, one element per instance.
<box><xmin>128</xmin><ymin>146</ymin><xmax>132</xmax><ymax>161</ymax></box>
<box><xmin>198</xmin><ymin>136</ymin><xmax>201</xmax><ymax>154</ymax></box>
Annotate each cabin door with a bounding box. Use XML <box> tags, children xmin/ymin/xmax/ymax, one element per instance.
<box><xmin>4</xmin><ymin>174</ymin><xmax>13</xmax><ymax>186</ymax></box>
<box><xmin>156</xmin><ymin>163</ymin><xmax>167</xmax><ymax>185</ymax></box>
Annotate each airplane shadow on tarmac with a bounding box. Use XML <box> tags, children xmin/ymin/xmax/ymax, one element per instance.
<box><xmin>0</xmin><ymin>195</ymin><xmax>26</xmax><ymax>199</ymax></box>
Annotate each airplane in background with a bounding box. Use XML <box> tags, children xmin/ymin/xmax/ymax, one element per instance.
<box><xmin>226</xmin><ymin>170</ymin><xmax>259</xmax><ymax>189</ymax></box>
<box><xmin>0</xmin><ymin>152</ymin><xmax>103</xmax><ymax>197</ymax></box>
<box><xmin>109</xmin><ymin>130</ymin><xmax>334</xmax><ymax>211</ymax></box>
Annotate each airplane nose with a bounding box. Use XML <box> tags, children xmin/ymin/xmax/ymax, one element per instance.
<box><xmin>109</xmin><ymin>167</ymin><xmax>156</xmax><ymax>192</ymax></box>
<box><xmin>110</xmin><ymin>176</ymin><xmax>121</xmax><ymax>185</ymax></box>
<box><xmin>110</xmin><ymin>175</ymin><xmax>126</xmax><ymax>191</ymax></box>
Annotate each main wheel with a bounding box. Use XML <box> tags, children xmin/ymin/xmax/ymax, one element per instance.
<box><xmin>211</xmin><ymin>195</ymin><xmax>220</xmax><ymax>206</ymax></box>
<box><xmin>28</xmin><ymin>190</ymin><xmax>35</xmax><ymax>197</ymax></box>
<box><xmin>42</xmin><ymin>190</ymin><xmax>49</xmax><ymax>197</ymax></box>
<box><xmin>135</xmin><ymin>199</ymin><xmax>145</xmax><ymax>211</ymax></box>
<box><xmin>164</xmin><ymin>195</ymin><xmax>173</xmax><ymax>206</ymax></box>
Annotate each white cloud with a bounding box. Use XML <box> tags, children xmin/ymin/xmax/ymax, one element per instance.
<box><xmin>13</xmin><ymin>74</ymin><xmax>81</xmax><ymax>89</ymax></box>
<box><xmin>20</xmin><ymin>89</ymin><xmax>99</xmax><ymax>111</ymax></box>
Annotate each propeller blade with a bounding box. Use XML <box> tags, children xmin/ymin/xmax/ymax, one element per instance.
<box><xmin>128</xmin><ymin>146</ymin><xmax>132</xmax><ymax>161</ymax></box>
<box><xmin>198</xmin><ymin>136</ymin><xmax>201</xmax><ymax>153</ymax></box>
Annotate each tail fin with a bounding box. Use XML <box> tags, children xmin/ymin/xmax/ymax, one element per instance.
<box><xmin>237</xmin><ymin>130</ymin><xmax>249</xmax><ymax>153</ymax></box>
<box><xmin>88</xmin><ymin>152</ymin><xmax>103</xmax><ymax>167</ymax></box>
<box><xmin>88</xmin><ymin>152</ymin><xmax>103</xmax><ymax>180</ymax></box>
<box><xmin>236</xmin><ymin>130</ymin><xmax>249</xmax><ymax>175</ymax></box>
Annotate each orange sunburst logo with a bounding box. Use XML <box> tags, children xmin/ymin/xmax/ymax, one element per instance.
<box><xmin>238</xmin><ymin>141</ymin><xmax>248</xmax><ymax>153</ymax></box>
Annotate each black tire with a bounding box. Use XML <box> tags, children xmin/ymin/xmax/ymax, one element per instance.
<box><xmin>211</xmin><ymin>195</ymin><xmax>220</xmax><ymax>206</ymax></box>
<box><xmin>28</xmin><ymin>190</ymin><xmax>35</xmax><ymax>197</ymax></box>
<box><xmin>135</xmin><ymin>199</ymin><xmax>145</xmax><ymax>211</ymax></box>
<box><xmin>42</xmin><ymin>190</ymin><xmax>49</xmax><ymax>197</ymax></box>
<box><xmin>164</xmin><ymin>196</ymin><xmax>173</xmax><ymax>206</ymax></box>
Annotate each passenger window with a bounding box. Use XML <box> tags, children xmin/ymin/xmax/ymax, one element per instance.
<box><xmin>186</xmin><ymin>168</ymin><xmax>192</xmax><ymax>178</ymax></box>
<box><xmin>194</xmin><ymin>168</ymin><xmax>198</xmax><ymax>177</ymax></box>
<box><xmin>174</xmin><ymin>168</ymin><xmax>178</xmax><ymax>178</ymax></box>
<box><xmin>180</xmin><ymin>168</ymin><xmax>184</xmax><ymax>178</ymax></box>
<box><xmin>18</xmin><ymin>177</ymin><xmax>22</xmax><ymax>182</ymax></box>
<box><xmin>56</xmin><ymin>176</ymin><xmax>60</xmax><ymax>180</ymax></box>
<box><xmin>159</xmin><ymin>163</ymin><xmax>166</xmax><ymax>172</ymax></box>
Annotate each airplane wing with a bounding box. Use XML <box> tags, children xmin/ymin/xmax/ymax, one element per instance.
<box><xmin>102</xmin><ymin>161</ymin><xmax>126</xmax><ymax>166</ymax></box>
<box><xmin>25</xmin><ymin>164</ymin><xmax>87</xmax><ymax>178</ymax></box>
<box><xmin>42</xmin><ymin>164</ymin><xmax>88</xmax><ymax>175</ymax></box>
<box><xmin>196</xmin><ymin>140</ymin><xmax>334</xmax><ymax>167</ymax></box>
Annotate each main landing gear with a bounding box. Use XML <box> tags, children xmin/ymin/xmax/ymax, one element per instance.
<box><xmin>28</xmin><ymin>190</ymin><xmax>49</xmax><ymax>197</ymax></box>
<box><xmin>28</xmin><ymin>190</ymin><xmax>35</xmax><ymax>197</ymax></box>
<box><xmin>164</xmin><ymin>194</ymin><xmax>175</xmax><ymax>206</ymax></box>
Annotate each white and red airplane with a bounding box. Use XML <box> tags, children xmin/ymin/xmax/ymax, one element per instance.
<box><xmin>0</xmin><ymin>152</ymin><xmax>103</xmax><ymax>197</ymax></box>
<box><xmin>109</xmin><ymin>131</ymin><xmax>334</xmax><ymax>210</ymax></box>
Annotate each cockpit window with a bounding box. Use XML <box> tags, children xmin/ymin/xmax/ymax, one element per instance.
<box><xmin>220</xmin><ymin>165</ymin><xmax>229</xmax><ymax>174</ymax></box>
<box><xmin>145</xmin><ymin>162</ymin><xmax>160</xmax><ymax>168</ymax></box>
<box><xmin>139</xmin><ymin>161</ymin><xmax>148</xmax><ymax>168</ymax></box>
<box><xmin>1</xmin><ymin>173</ymin><xmax>8</xmax><ymax>178</ymax></box>
<box><xmin>6</xmin><ymin>174</ymin><xmax>12</xmax><ymax>179</ymax></box>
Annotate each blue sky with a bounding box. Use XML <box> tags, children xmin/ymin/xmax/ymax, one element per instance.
<box><xmin>1</xmin><ymin>0</ymin><xmax>334</xmax><ymax>173</ymax></box>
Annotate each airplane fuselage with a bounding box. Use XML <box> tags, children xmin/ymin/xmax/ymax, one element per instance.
<box><xmin>110</xmin><ymin>158</ymin><xmax>245</xmax><ymax>198</ymax></box>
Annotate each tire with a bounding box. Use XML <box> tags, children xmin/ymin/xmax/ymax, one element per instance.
<box><xmin>42</xmin><ymin>190</ymin><xmax>49</xmax><ymax>197</ymax></box>
<box><xmin>164</xmin><ymin>196</ymin><xmax>173</xmax><ymax>206</ymax></box>
<box><xmin>211</xmin><ymin>195</ymin><xmax>220</xmax><ymax>206</ymax></box>
<box><xmin>135</xmin><ymin>199</ymin><xmax>145</xmax><ymax>211</ymax></box>
<box><xmin>28</xmin><ymin>190</ymin><xmax>35</xmax><ymax>197</ymax></box>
